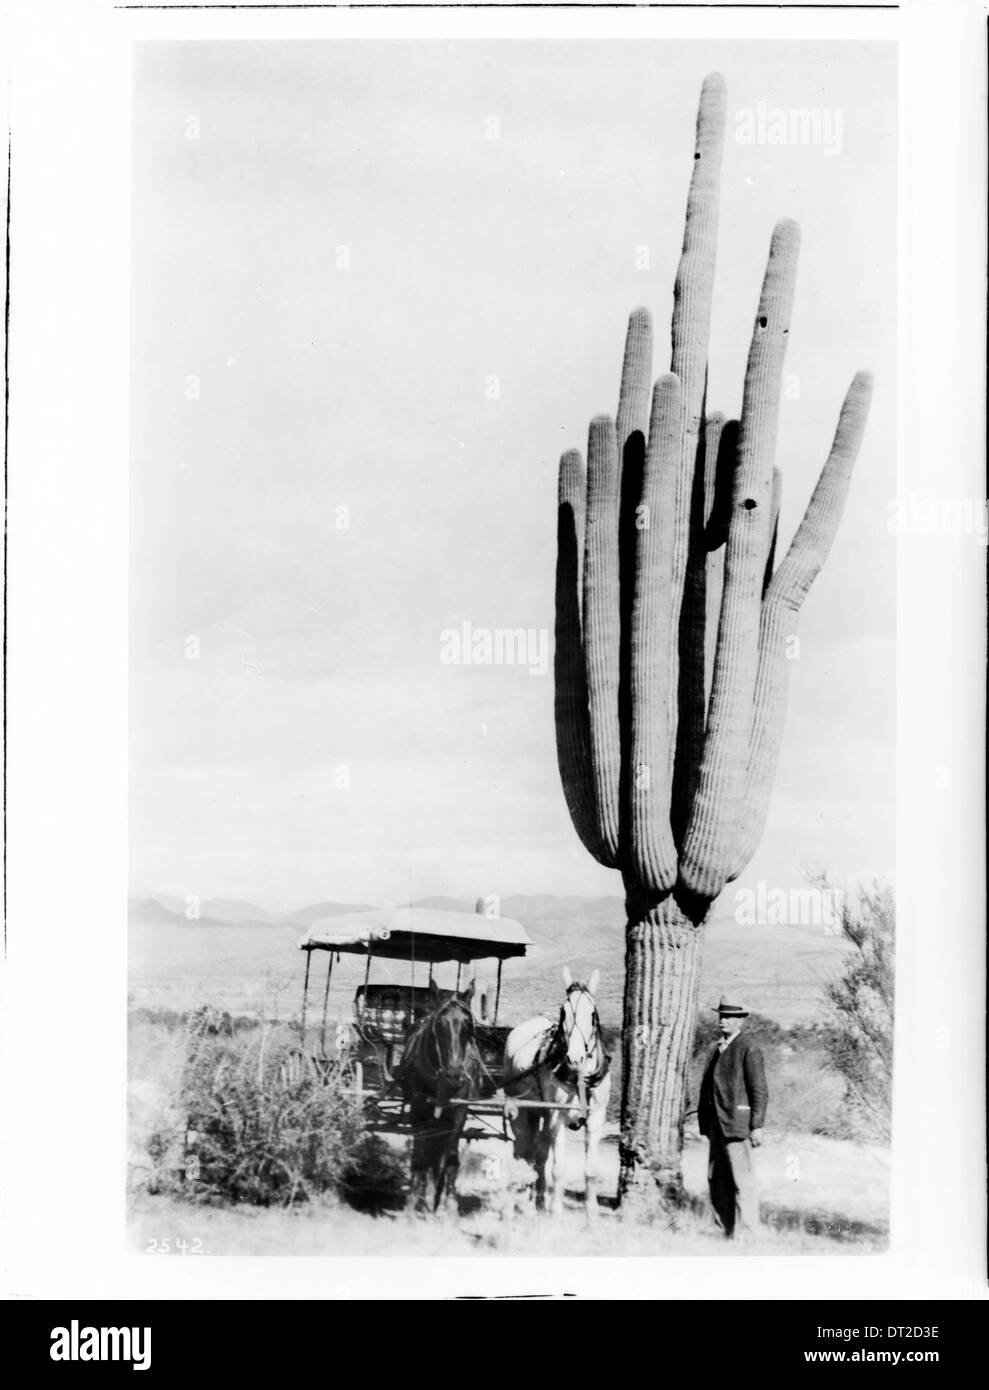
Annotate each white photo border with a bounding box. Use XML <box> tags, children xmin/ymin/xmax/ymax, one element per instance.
<box><xmin>3</xmin><ymin>0</ymin><xmax>986</xmax><ymax>1300</ymax></box>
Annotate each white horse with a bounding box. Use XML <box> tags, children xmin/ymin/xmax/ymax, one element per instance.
<box><xmin>502</xmin><ymin>966</ymin><xmax>611</xmax><ymax>1218</ymax></box>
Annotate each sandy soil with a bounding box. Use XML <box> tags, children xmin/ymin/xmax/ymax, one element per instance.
<box><xmin>129</xmin><ymin>1124</ymin><xmax>888</xmax><ymax>1258</ymax></box>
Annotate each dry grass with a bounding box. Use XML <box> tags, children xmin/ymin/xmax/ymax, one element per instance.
<box><xmin>129</xmin><ymin>1004</ymin><xmax>889</xmax><ymax>1255</ymax></box>
<box><xmin>129</xmin><ymin>1186</ymin><xmax>886</xmax><ymax>1258</ymax></box>
<box><xmin>129</xmin><ymin>1007</ymin><xmax>403</xmax><ymax>1209</ymax></box>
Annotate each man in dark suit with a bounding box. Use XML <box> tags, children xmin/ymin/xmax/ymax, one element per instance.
<box><xmin>698</xmin><ymin>997</ymin><xmax>768</xmax><ymax>1239</ymax></box>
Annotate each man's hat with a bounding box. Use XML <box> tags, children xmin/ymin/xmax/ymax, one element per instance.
<box><xmin>714</xmin><ymin>996</ymin><xmax>749</xmax><ymax>1017</ymax></box>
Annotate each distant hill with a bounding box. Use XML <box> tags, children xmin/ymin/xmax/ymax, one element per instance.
<box><xmin>128</xmin><ymin>895</ymin><xmax>370</xmax><ymax>930</ymax></box>
<box><xmin>128</xmin><ymin>896</ymin><xmax>277</xmax><ymax>929</ymax></box>
<box><xmin>128</xmin><ymin>897</ymin><xmax>186</xmax><ymax>927</ymax></box>
<box><xmin>130</xmin><ymin>891</ymin><xmax>187</xmax><ymax>915</ymax></box>
<box><xmin>129</xmin><ymin>892</ymin><xmax>852</xmax><ymax>1027</ymax></box>
<box><xmin>411</xmin><ymin>895</ymin><xmax>475</xmax><ymax>913</ymax></box>
<box><xmin>465</xmin><ymin>897</ymin><xmax>851</xmax><ymax>1028</ymax></box>
<box><xmin>287</xmin><ymin>902</ymin><xmax>374</xmax><ymax>927</ymax></box>
<box><xmin>197</xmin><ymin>898</ymin><xmax>281</xmax><ymax>925</ymax></box>
<box><xmin>413</xmin><ymin>894</ymin><xmax>625</xmax><ymax>935</ymax></box>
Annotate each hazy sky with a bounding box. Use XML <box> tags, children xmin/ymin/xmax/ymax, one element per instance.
<box><xmin>130</xmin><ymin>39</ymin><xmax>897</xmax><ymax>912</ymax></box>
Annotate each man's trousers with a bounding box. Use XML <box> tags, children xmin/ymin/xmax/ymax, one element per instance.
<box><xmin>708</xmin><ymin>1130</ymin><xmax>759</xmax><ymax>1238</ymax></box>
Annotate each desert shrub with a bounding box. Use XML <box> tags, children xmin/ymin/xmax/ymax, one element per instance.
<box><xmin>141</xmin><ymin>1009</ymin><xmax>391</xmax><ymax>1208</ymax></box>
<box><xmin>691</xmin><ymin>1009</ymin><xmax>787</xmax><ymax>1054</ymax></box>
<box><xmin>819</xmin><ymin>879</ymin><xmax>895</xmax><ymax>1141</ymax></box>
<box><xmin>600</xmin><ymin>1013</ymin><xmax>851</xmax><ymax>1136</ymax></box>
<box><xmin>768</xmin><ymin>1050</ymin><xmax>853</xmax><ymax>1139</ymax></box>
<box><xmin>683</xmin><ymin>1011</ymin><xmax>856</xmax><ymax>1139</ymax></box>
<box><xmin>129</xmin><ymin>1015</ymin><xmax>195</xmax><ymax>1195</ymax></box>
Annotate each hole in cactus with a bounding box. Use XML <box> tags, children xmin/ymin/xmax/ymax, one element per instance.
<box><xmin>743</xmin><ymin>498</ymin><xmax>757</xmax><ymax>510</ymax></box>
<box><xmin>694</xmin><ymin>152</ymin><xmax>701</xmax><ymax>160</ymax></box>
<box><xmin>758</xmin><ymin>316</ymin><xmax>768</xmax><ymax>328</ymax></box>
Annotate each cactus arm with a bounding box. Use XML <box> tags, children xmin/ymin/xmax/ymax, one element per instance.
<box><xmin>617</xmin><ymin>310</ymin><xmax>655</xmax><ymax>856</ymax></box>
<box><xmin>554</xmin><ymin>447</ymin><xmax>607</xmax><ymax>862</ymax></box>
<box><xmin>671</xmin><ymin>72</ymin><xmax>727</xmax><ymax>483</ymax></box>
<box><xmin>765</xmin><ymin>372</ymin><xmax>872</xmax><ymax>610</ymax></box>
<box><xmin>616</xmin><ymin>307</ymin><xmax>654</xmax><ymax>472</ymax></box>
<box><xmin>728</xmin><ymin>371</ymin><xmax>874</xmax><ymax>880</ymax></box>
<box><xmin>582</xmin><ymin>414</ymin><xmax>623</xmax><ymax>867</ymax></box>
<box><xmin>628</xmin><ymin>373</ymin><xmax>682</xmax><ymax>891</ymax></box>
<box><xmin>668</xmin><ymin>74</ymin><xmax>727</xmax><ymax>810</ymax></box>
<box><xmin>680</xmin><ymin>218</ymin><xmax>800</xmax><ymax>899</ymax></box>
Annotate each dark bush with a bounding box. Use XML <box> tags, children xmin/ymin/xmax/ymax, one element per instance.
<box><xmin>150</xmin><ymin>1015</ymin><xmax>385</xmax><ymax>1207</ymax></box>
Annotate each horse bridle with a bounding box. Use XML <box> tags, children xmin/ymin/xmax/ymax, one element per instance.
<box><xmin>405</xmin><ymin>995</ymin><xmax>480</xmax><ymax>1100</ymax></box>
<box><xmin>554</xmin><ymin>983</ymin><xmax>609</xmax><ymax>1091</ymax></box>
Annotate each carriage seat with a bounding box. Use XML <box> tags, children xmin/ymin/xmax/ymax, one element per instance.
<box><xmin>354</xmin><ymin>984</ymin><xmax>449</xmax><ymax>1044</ymax></box>
<box><xmin>474</xmin><ymin>1023</ymin><xmax>512</xmax><ymax>1096</ymax></box>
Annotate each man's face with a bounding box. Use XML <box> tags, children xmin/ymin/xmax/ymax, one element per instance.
<box><xmin>719</xmin><ymin>1013</ymin><xmax>743</xmax><ymax>1039</ymax></box>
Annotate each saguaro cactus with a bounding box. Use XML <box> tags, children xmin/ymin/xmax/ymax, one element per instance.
<box><xmin>554</xmin><ymin>73</ymin><xmax>873</xmax><ymax>1207</ymax></box>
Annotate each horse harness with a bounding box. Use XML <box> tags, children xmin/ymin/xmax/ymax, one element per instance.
<box><xmin>518</xmin><ymin>983</ymin><xmax>610</xmax><ymax>1126</ymax></box>
<box><xmin>395</xmin><ymin>994</ymin><xmax>483</xmax><ymax>1111</ymax></box>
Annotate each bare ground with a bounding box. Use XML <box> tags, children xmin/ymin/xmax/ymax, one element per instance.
<box><xmin>128</xmin><ymin>1125</ymin><xmax>888</xmax><ymax>1257</ymax></box>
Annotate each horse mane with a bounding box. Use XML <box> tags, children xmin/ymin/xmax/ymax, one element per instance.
<box><xmin>397</xmin><ymin>1009</ymin><xmax>436</xmax><ymax>1087</ymax></box>
<box><xmin>396</xmin><ymin>994</ymin><xmax>482</xmax><ymax>1099</ymax></box>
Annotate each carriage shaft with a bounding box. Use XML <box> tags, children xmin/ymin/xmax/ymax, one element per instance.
<box><xmin>447</xmin><ymin>1098</ymin><xmax>583</xmax><ymax>1113</ymax></box>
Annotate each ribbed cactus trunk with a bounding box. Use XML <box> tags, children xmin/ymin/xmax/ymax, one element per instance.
<box><xmin>553</xmin><ymin>74</ymin><xmax>874</xmax><ymax>1211</ymax></box>
<box><xmin>620</xmin><ymin>892</ymin><xmax>705</xmax><ymax>1204</ymax></box>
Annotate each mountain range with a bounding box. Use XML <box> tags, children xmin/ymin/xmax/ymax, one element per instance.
<box><xmin>128</xmin><ymin>895</ymin><xmax>373</xmax><ymax>930</ymax></box>
<box><xmin>128</xmin><ymin>891</ymin><xmax>853</xmax><ymax>1026</ymax></box>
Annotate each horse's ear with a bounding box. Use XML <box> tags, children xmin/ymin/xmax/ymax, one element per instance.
<box><xmin>428</xmin><ymin>977</ymin><xmax>440</xmax><ymax>1001</ymax></box>
<box><xmin>460</xmin><ymin>979</ymin><xmax>476</xmax><ymax>1004</ymax></box>
<box><xmin>562</xmin><ymin>965</ymin><xmax>572</xmax><ymax>988</ymax></box>
<box><xmin>588</xmin><ymin>968</ymin><xmax>600</xmax><ymax>997</ymax></box>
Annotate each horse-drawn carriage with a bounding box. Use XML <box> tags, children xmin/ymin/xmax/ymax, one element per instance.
<box><xmin>294</xmin><ymin>901</ymin><xmax>611</xmax><ymax>1214</ymax></box>
<box><xmin>296</xmin><ymin>902</ymin><xmax>530</xmax><ymax>1136</ymax></box>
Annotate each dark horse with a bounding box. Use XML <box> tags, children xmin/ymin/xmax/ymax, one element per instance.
<box><xmin>395</xmin><ymin>979</ymin><xmax>482</xmax><ymax>1213</ymax></box>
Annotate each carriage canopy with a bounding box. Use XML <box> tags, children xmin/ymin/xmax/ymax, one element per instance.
<box><xmin>298</xmin><ymin>905</ymin><xmax>531</xmax><ymax>964</ymax></box>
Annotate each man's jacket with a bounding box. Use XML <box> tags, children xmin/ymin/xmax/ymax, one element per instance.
<box><xmin>698</xmin><ymin>1034</ymin><xmax>768</xmax><ymax>1140</ymax></box>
